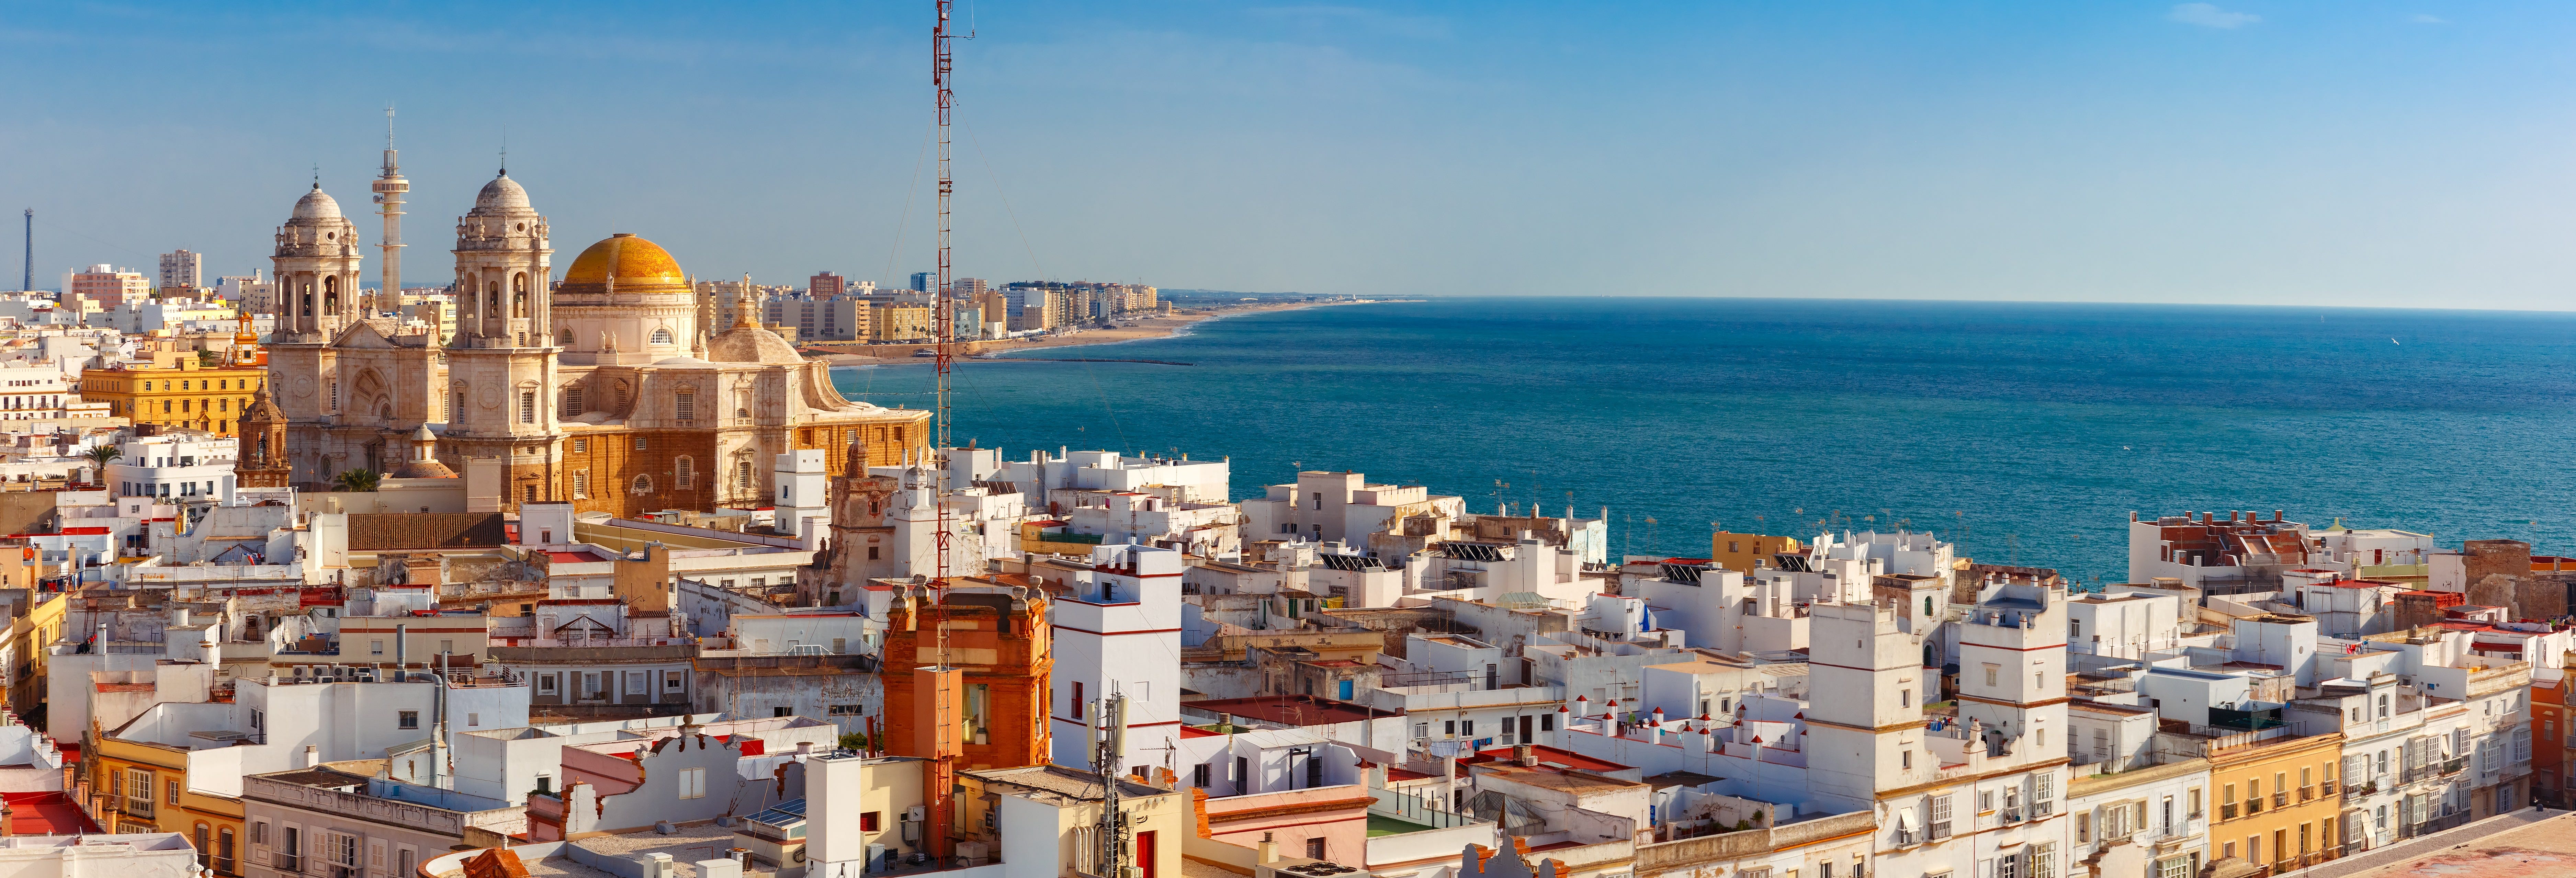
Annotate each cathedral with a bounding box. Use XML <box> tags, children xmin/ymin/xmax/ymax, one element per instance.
<box><xmin>260</xmin><ymin>171</ymin><xmax>931</xmax><ymax>515</ymax></box>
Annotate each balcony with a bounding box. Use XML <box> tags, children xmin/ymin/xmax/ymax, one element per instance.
<box><xmin>2441</xmin><ymin>757</ymin><xmax>2467</xmax><ymax>776</ymax></box>
<box><xmin>2221</xmin><ymin>803</ymin><xmax>2239</xmax><ymax>821</ymax></box>
<box><xmin>2344</xmin><ymin>781</ymin><xmax>2377</xmax><ymax>802</ymax></box>
<box><xmin>2272</xmin><ymin>792</ymin><xmax>2289</xmax><ymax>809</ymax></box>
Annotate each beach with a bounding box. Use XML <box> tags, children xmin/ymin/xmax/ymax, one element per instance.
<box><xmin>803</xmin><ymin>299</ymin><xmax>1386</xmax><ymax>366</ymax></box>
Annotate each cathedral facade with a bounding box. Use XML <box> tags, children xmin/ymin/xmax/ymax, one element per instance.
<box><xmin>267</xmin><ymin>172</ymin><xmax>931</xmax><ymax>515</ymax></box>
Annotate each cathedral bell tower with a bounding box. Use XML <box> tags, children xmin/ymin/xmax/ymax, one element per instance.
<box><xmin>442</xmin><ymin>170</ymin><xmax>560</xmax><ymax>510</ymax></box>
<box><xmin>270</xmin><ymin>183</ymin><xmax>364</xmax><ymax>343</ymax></box>
<box><xmin>450</xmin><ymin>171</ymin><xmax>552</xmax><ymax>349</ymax></box>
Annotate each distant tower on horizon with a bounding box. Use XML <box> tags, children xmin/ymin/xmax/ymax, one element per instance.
<box><xmin>372</xmin><ymin>106</ymin><xmax>408</xmax><ymax>310</ymax></box>
<box><xmin>20</xmin><ymin>209</ymin><xmax>29</xmax><ymax>293</ymax></box>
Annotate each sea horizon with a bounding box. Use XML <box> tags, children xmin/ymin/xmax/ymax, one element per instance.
<box><xmin>836</xmin><ymin>296</ymin><xmax>2576</xmax><ymax>584</ymax></box>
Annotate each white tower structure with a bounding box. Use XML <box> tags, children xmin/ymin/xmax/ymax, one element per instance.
<box><xmin>371</xmin><ymin>106</ymin><xmax>408</xmax><ymax>311</ymax></box>
<box><xmin>270</xmin><ymin>183</ymin><xmax>363</xmax><ymax>345</ymax></box>
<box><xmin>775</xmin><ymin>449</ymin><xmax>829</xmax><ymax>547</ymax></box>
<box><xmin>1049</xmin><ymin>542</ymin><xmax>1184</xmax><ymax>769</ymax></box>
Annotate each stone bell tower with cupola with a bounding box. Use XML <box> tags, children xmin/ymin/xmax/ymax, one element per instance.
<box><xmin>267</xmin><ymin>183</ymin><xmax>365</xmax><ymax>426</ymax></box>
<box><xmin>270</xmin><ymin>183</ymin><xmax>365</xmax><ymax>344</ymax></box>
<box><xmin>236</xmin><ymin>386</ymin><xmax>293</xmax><ymax>490</ymax></box>
<box><xmin>450</xmin><ymin>170</ymin><xmax>552</xmax><ymax>348</ymax></box>
<box><xmin>441</xmin><ymin>170</ymin><xmax>561</xmax><ymax>510</ymax></box>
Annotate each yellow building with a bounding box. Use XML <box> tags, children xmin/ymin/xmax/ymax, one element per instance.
<box><xmin>2206</xmin><ymin>730</ymin><xmax>2347</xmax><ymax>874</ymax></box>
<box><xmin>4</xmin><ymin>591</ymin><xmax>65</xmax><ymax>719</ymax></box>
<box><xmin>871</xmin><ymin>304</ymin><xmax>932</xmax><ymax>342</ymax></box>
<box><xmin>79</xmin><ymin>357</ymin><xmax>269</xmax><ymax>435</ymax></box>
<box><xmin>93</xmin><ymin>732</ymin><xmax>246</xmax><ymax>874</ymax></box>
<box><xmin>1710</xmin><ymin>530</ymin><xmax>1805</xmax><ymax>572</ymax></box>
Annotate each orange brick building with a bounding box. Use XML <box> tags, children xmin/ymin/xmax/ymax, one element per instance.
<box><xmin>881</xmin><ymin>578</ymin><xmax>1053</xmax><ymax>771</ymax></box>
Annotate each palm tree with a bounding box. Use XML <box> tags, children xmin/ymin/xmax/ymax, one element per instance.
<box><xmin>333</xmin><ymin>469</ymin><xmax>381</xmax><ymax>493</ymax></box>
<box><xmin>82</xmin><ymin>444</ymin><xmax>119</xmax><ymax>468</ymax></box>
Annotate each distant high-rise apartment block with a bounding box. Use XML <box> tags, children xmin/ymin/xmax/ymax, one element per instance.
<box><xmin>70</xmin><ymin>264</ymin><xmax>149</xmax><ymax>309</ymax></box>
<box><xmin>765</xmin><ymin>295</ymin><xmax>867</xmax><ymax>341</ymax></box>
<box><xmin>157</xmin><ymin>249</ymin><xmax>203</xmax><ymax>291</ymax></box>
<box><xmin>949</xmin><ymin>277</ymin><xmax>989</xmax><ymax>297</ymax></box>
<box><xmin>909</xmin><ymin>271</ymin><xmax>934</xmax><ymax>292</ymax></box>
<box><xmin>809</xmin><ymin>271</ymin><xmax>845</xmax><ymax>298</ymax></box>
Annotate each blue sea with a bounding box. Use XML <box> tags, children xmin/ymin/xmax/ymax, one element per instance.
<box><xmin>831</xmin><ymin>297</ymin><xmax>2576</xmax><ymax>585</ymax></box>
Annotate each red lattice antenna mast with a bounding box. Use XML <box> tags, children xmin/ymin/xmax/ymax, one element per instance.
<box><xmin>930</xmin><ymin>0</ymin><xmax>957</xmax><ymax>645</ymax></box>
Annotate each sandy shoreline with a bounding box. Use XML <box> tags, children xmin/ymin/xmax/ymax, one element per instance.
<box><xmin>810</xmin><ymin>299</ymin><xmax>1390</xmax><ymax>367</ymax></box>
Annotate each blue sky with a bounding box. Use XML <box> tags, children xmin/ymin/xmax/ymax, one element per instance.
<box><xmin>4</xmin><ymin>1</ymin><xmax>2573</xmax><ymax>307</ymax></box>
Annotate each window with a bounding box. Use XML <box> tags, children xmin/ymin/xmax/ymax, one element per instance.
<box><xmin>633</xmin><ymin>474</ymin><xmax>654</xmax><ymax>494</ymax></box>
<box><xmin>2029</xmin><ymin>843</ymin><xmax>2054</xmax><ymax>878</ymax></box>
<box><xmin>634</xmin><ymin>436</ymin><xmax>647</xmax><ymax>450</ymax></box>
<box><xmin>666</xmin><ymin>670</ymin><xmax>685</xmax><ymax>691</ymax></box>
<box><xmin>1901</xmin><ymin>689</ymin><xmax>1912</xmax><ymax>707</ymax></box>
<box><xmin>217</xmin><ymin>827</ymin><xmax>236</xmax><ymax>874</ymax></box>
<box><xmin>573</xmin><ymin>438</ymin><xmax>588</xmax><ymax>453</ymax></box>
<box><xmin>539</xmin><ymin>674</ymin><xmax>558</xmax><ymax>693</ymax></box>
<box><xmin>1979</xmin><ymin>789</ymin><xmax>1993</xmax><ymax>812</ymax></box>
<box><xmin>573</xmin><ymin>471</ymin><xmax>590</xmax><ymax>499</ymax></box>
<box><xmin>1985</xmin><ymin>664</ymin><xmax>1999</xmax><ymax>687</ymax></box>
<box><xmin>124</xmin><ymin>768</ymin><xmax>156</xmax><ymax>817</ymax></box>
<box><xmin>627</xmin><ymin>672</ymin><xmax>648</xmax><ymax>695</ymax></box>
<box><xmin>279</xmin><ymin>827</ymin><xmax>300</xmax><ymax>871</ymax></box>
<box><xmin>861</xmin><ymin>811</ymin><xmax>881</xmax><ymax>833</ymax></box>
<box><xmin>651</xmin><ymin>328</ymin><xmax>675</xmax><ymax>345</ymax></box>
<box><xmin>677</xmin><ymin>766</ymin><xmax>707</xmax><ymax>799</ymax></box>
<box><xmin>1929</xmin><ymin>794</ymin><xmax>1954</xmax><ymax>839</ymax></box>
<box><xmin>564</xmin><ymin>386</ymin><xmax>584</xmax><ymax>415</ymax></box>
<box><xmin>519</xmin><ymin>391</ymin><xmax>535</xmax><ymax>423</ymax></box>
<box><xmin>399</xmin><ymin>710</ymin><xmax>420</xmax><ymax>729</ymax></box>
<box><xmin>371</xmin><ymin>639</ymin><xmax>385</xmax><ymax>655</ymax></box>
<box><xmin>1194</xmin><ymin>764</ymin><xmax>1210</xmax><ymax>788</ymax></box>
<box><xmin>738</xmin><ymin>459</ymin><xmax>754</xmax><ymax>491</ymax></box>
<box><xmin>674</xmin><ymin>390</ymin><xmax>694</xmax><ymax>420</ymax></box>
<box><xmin>466</xmin><ymin>712</ymin><xmax>480</xmax><ymax>727</ymax></box>
<box><xmin>676</xmin><ymin>456</ymin><xmax>694</xmax><ymax>489</ymax></box>
<box><xmin>168</xmin><ymin>779</ymin><xmax>181</xmax><ymax>804</ymax></box>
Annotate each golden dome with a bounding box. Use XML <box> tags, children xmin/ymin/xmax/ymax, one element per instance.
<box><xmin>562</xmin><ymin>233</ymin><xmax>685</xmax><ymax>288</ymax></box>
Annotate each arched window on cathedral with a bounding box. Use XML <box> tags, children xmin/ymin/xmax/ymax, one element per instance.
<box><xmin>487</xmin><ymin>282</ymin><xmax>502</xmax><ymax>317</ymax></box>
<box><xmin>322</xmin><ymin>275</ymin><xmax>338</xmax><ymax>312</ymax></box>
<box><xmin>558</xmin><ymin>328</ymin><xmax>575</xmax><ymax>347</ymax></box>
<box><xmin>514</xmin><ymin>274</ymin><xmax>528</xmax><ymax>317</ymax></box>
<box><xmin>632</xmin><ymin>474</ymin><xmax>654</xmax><ymax>494</ymax></box>
<box><xmin>649</xmin><ymin>328</ymin><xmax>673</xmax><ymax>345</ymax></box>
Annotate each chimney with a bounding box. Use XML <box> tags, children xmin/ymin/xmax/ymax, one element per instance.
<box><xmin>1514</xmin><ymin>743</ymin><xmax>1536</xmax><ymax>767</ymax></box>
<box><xmin>302</xmin><ymin>745</ymin><xmax>319</xmax><ymax>768</ymax></box>
<box><xmin>394</xmin><ymin>623</ymin><xmax>407</xmax><ymax>682</ymax></box>
<box><xmin>1255</xmin><ymin>832</ymin><xmax>1277</xmax><ymax>864</ymax></box>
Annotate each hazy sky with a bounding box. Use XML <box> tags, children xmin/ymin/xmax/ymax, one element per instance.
<box><xmin>5</xmin><ymin>1</ymin><xmax>2574</xmax><ymax>307</ymax></box>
